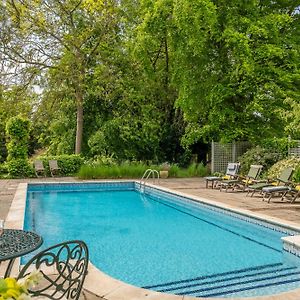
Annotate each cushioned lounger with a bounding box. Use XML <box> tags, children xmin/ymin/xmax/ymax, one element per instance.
<box><xmin>205</xmin><ymin>162</ymin><xmax>239</xmax><ymax>189</ymax></box>
<box><xmin>246</xmin><ymin>167</ymin><xmax>294</xmax><ymax>197</ymax></box>
<box><xmin>262</xmin><ymin>185</ymin><xmax>290</xmax><ymax>203</ymax></box>
<box><xmin>220</xmin><ymin>164</ymin><xmax>263</xmax><ymax>192</ymax></box>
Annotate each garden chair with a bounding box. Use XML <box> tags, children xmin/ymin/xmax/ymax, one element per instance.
<box><xmin>246</xmin><ymin>167</ymin><xmax>294</xmax><ymax>197</ymax></box>
<box><xmin>34</xmin><ymin>160</ymin><xmax>46</xmax><ymax>177</ymax></box>
<box><xmin>49</xmin><ymin>159</ymin><xmax>60</xmax><ymax>177</ymax></box>
<box><xmin>262</xmin><ymin>183</ymin><xmax>300</xmax><ymax>203</ymax></box>
<box><xmin>17</xmin><ymin>240</ymin><xmax>89</xmax><ymax>300</ymax></box>
<box><xmin>205</xmin><ymin>162</ymin><xmax>240</xmax><ymax>188</ymax></box>
<box><xmin>219</xmin><ymin>165</ymin><xmax>263</xmax><ymax>192</ymax></box>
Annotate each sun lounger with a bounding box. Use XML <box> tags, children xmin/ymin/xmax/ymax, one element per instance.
<box><xmin>261</xmin><ymin>185</ymin><xmax>291</xmax><ymax>203</ymax></box>
<box><xmin>246</xmin><ymin>167</ymin><xmax>294</xmax><ymax>197</ymax></box>
<box><xmin>34</xmin><ymin>160</ymin><xmax>45</xmax><ymax>177</ymax></box>
<box><xmin>219</xmin><ymin>165</ymin><xmax>263</xmax><ymax>192</ymax></box>
<box><xmin>205</xmin><ymin>163</ymin><xmax>240</xmax><ymax>188</ymax></box>
<box><xmin>49</xmin><ymin>159</ymin><xmax>60</xmax><ymax>177</ymax></box>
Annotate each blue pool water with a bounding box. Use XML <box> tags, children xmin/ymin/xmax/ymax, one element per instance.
<box><xmin>25</xmin><ymin>183</ymin><xmax>300</xmax><ymax>298</ymax></box>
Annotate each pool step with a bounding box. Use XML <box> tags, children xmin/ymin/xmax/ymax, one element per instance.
<box><xmin>143</xmin><ymin>263</ymin><xmax>300</xmax><ymax>297</ymax></box>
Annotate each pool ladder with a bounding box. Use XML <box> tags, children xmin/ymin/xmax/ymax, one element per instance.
<box><xmin>140</xmin><ymin>169</ymin><xmax>160</xmax><ymax>191</ymax></box>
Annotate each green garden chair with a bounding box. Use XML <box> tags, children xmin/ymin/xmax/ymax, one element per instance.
<box><xmin>219</xmin><ymin>165</ymin><xmax>263</xmax><ymax>192</ymax></box>
<box><xmin>246</xmin><ymin>167</ymin><xmax>294</xmax><ymax>197</ymax></box>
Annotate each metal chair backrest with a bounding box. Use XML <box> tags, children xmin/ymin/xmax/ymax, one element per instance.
<box><xmin>226</xmin><ymin>163</ymin><xmax>240</xmax><ymax>176</ymax></box>
<box><xmin>247</xmin><ymin>165</ymin><xmax>263</xmax><ymax>179</ymax></box>
<box><xmin>18</xmin><ymin>240</ymin><xmax>89</xmax><ymax>300</ymax></box>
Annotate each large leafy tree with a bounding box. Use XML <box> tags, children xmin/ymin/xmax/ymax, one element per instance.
<box><xmin>172</xmin><ymin>0</ymin><xmax>300</xmax><ymax>145</ymax></box>
<box><xmin>0</xmin><ymin>0</ymin><xmax>120</xmax><ymax>154</ymax></box>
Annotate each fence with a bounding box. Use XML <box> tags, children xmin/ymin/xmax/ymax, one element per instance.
<box><xmin>289</xmin><ymin>140</ymin><xmax>300</xmax><ymax>157</ymax></box>
<box><xmin>211</xmin><ymin>141</ymin><xmax>251</xmax><ymax>173</ymax></box>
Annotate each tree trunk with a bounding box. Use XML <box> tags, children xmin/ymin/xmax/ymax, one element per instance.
<box><xmin>75</xmin><ymin>91</ymin><xmax>83</xmax><ymax>154</ymax></box>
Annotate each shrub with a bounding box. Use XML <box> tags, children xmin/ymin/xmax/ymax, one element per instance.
<box><xmin>6</xmin><ymin>116</ymin><xmax>30</xmax><ymax>161</ymax></box>
<box><xmin>260</xmin><ymin>137</ymin><xmax>298</xmax><ymax>157</ymax></box>
<box><xmin>77</xmin><ymin>162</ymin><xmax>150</xmax><ymax>179</ymax></box>
<box><xmin>169</xmin><ymin>164</ymin><xmax>180</xmax><ymax>177</ymax></box>
<box><xmin>6</xmin><ymin>159</ymin><xmax>35</xmax><ymax>178</ymax></box>
<box><xmin>267</xmin><ymin>157</ymin><xmax>300</xmax><ymax>180</ymax></box>
<box><xmin>197</xmin><ymin>162</ymin><xmax>209</xmax><ymax>177</ymax></box>
<box><xmin>77</xmin><ymin>161</ymin><xmax>209</xmax><ymax>179</ymax></box>
<box><xmin>0</xmin><ymin>164</ymin><xmax>8</xmax><ymax>175</ymax></box>
<box><xmin>5</xmin><ymin>116</ymin><xmax>31</xmax><ymax>178</ymax></box>
<box><xmin>238</xmin><ymin>146</ymin><xmax>283</xmax><ymax>175</ymax></box>
<box><xmin>169</xmin><ymin>163</ymin><xmax>209</xmax><ymax>178</ymax></box>
<box><xmin>294</xmin><ymin>167</ymin><xmax>300</xmax><ymax>183</ymax></box>
<box><xmin>39</xmin><ymin>155</ymin><xmax>84</xmax><ymax>176</ymax></box>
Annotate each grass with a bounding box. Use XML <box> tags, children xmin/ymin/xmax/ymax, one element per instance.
<box><xmin>77</xmin><ymin>162</ymin><xmax>209</xmax><ymax>179</ymax></box>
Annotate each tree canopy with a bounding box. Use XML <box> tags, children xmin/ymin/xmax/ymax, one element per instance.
<box><xmin>0</xmin><ymin>0</ymin><xmax>299</xmax><ymax>164</ymax></box>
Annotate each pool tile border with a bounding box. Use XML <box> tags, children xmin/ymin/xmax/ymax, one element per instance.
<box><xmin>7</xmin><ymin>180</ymin><xmax>300</xmax><ymax>299</ymax></box>
<box><xmin>139</xmin><ymin>184</ymin><xmax>300</xmax><ymax>236</ymax></box>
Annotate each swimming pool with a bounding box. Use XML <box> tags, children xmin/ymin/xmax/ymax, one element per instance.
<box><xmin>25</xmin><ymin>182</ymin><xmax>300</xmax><ymax>298</ymax></box>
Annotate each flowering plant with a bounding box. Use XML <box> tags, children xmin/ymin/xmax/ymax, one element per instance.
<box><xmin>0</xmin><ymin>270</ymin><xmax>42</xmax><ymax>300</ymax></box>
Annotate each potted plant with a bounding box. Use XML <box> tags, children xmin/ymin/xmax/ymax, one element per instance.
<box><xmin>160</xmin><ymin>162</ymin><xmax>171</xmax><ymax>179</ymax></box>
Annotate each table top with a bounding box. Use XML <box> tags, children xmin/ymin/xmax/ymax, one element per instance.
<box><xmin>0</xmin><ymin>229</ymin><xmax>43</xmax><ymax>261</ymax></box>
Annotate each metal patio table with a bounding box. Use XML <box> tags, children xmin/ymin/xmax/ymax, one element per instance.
<box><xmin>0</xmin><ymin>229</ymin><xmax>43</xmax><ymax>277</ymax></box>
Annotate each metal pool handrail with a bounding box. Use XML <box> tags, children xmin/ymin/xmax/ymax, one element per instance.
<box><xmin>140</xmin><ymin>169</ymin><xmax>160</xmax><ymax>187</ymax></box>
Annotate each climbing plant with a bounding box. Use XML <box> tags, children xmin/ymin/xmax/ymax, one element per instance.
<box><xmin>5</xmin><ymin>116</ymin><xmax>33</xmax><ymax>177</ymax></box>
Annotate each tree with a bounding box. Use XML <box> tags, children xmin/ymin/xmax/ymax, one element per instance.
<box><xmin>0</xmin><ymin>85</ymin><xmax>34</xmax><ymax>161</ymax></box>
<box><xmin>0</xmin><ymin>0</ymin><xmax>120</xmax><ymax>154</ymax></box>
<box><xmin>172</xmin><ymin>0</ymin><xmax>300</xmax><ymax>145</ymax></box>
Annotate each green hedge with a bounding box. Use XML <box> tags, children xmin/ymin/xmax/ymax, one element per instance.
<box><xmin>77</xmin><ymin>162</ymin><xmax>150</xmax><ymax>179</ymax></box>
<box><xmin>6</xmin><ymin>159</ymin><xmax>35</xmax><ymax>178</ymax></box>
<box><xmin>39</xmin><ymin>155</ymin><xmax>84</xmax><ymax>176</ymax></box>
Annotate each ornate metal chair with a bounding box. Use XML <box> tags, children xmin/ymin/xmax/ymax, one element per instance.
<box><xmin>17</xmin><ymin>240</ymin><xmax>89</xmax><ymax>300</ymax></box>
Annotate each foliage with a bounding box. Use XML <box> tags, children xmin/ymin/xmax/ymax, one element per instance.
<box><xmin>6</xmin><ymin>159</ymin><xmax>34</xmax><ymax>178</ymax></box>
<box><xmin>172</xmin><ymin>1</ymin><xmax>300</xmax><ymax>145</ymax></box>
<box><xmin>267</xmin><ymin>157</ymin><xmax>300</xmax><ymax>180</ymax></box>
<box><xmin>238</xmin><ymin>146</ymin><xmax>283</xmax><ymax>175</ymax></box>
<box><xmin>0</xmin><ymin>163</ymin><xmax>8</xmax><ymax>175</ymax></box>
<box><xmin>0</xmin><ymin>1</ymin><xmax>299</xmax><ymax>163</ymax></box>
<box><xmin>77</xmin><ymin>162</ymin><xmax>151</xmax><ymax>179</ymax></box>
<box><xmin>5</xmin><ymin>116</ymin><xmax>32</xmax><ymax>177</ymax></box>
<box><xmin>294</xmin><ymin>167</ymin><xmax>300</xmax><ymax>183</ymax></box>
<box><xmin>0</xmin><ymin>87</ymin><xmax>34</xmax><ymax>162</ymax></box>
<box><xmin>40</xmin><ymin>155</ymin><xmax>84</xmax><ymax>176</ymax></box>
<box><xmin>77</xmin><ymin>161</ymin><xmax>208</xmax><ymax>179</ymax></box>
<box><xmin>6</xmin><ymin>116</ymin><xmax>30</xmax><ymax>161</ymax></box>
<box><xmin>260</xmin><ymin>137</ymin><xmax>298</xmax><ymax>157</ymax></box>
<box><xmin>0</xmin><ymin>0</ymin><xmax>121</xmax><ymax>154</ymax></box>
<box><xmin>0</xmin><ymin>270</ymin><xmax>42</xmax><ymax>300</ymax></box>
